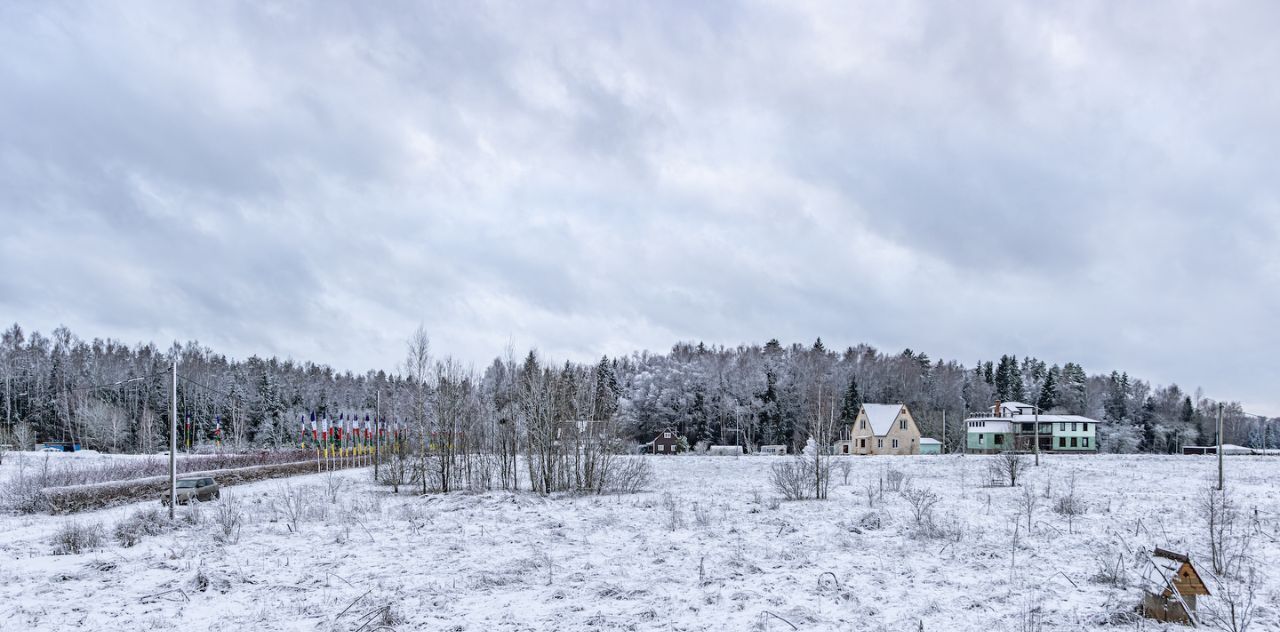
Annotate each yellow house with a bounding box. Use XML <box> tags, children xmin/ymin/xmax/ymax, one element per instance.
<box><xmin>834</xmin><ymin>403</ymin><xmax>922</xmax><ymax>455</ymax></box>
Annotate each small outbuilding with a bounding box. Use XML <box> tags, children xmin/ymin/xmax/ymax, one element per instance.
<box><xmin>758</xmin><ymin>444</ymin><xmax>787</xmax><ymax>456</ymax></box>
<box><xmin>1140</xmin><ymin>548</ymin><xmax>1209</xmax><ymax>625</ymax></box>
<box><xmin>919</xmin><ymin>438</ymin><xmax>942</xmax><ymax>455</ymax></box>
<box><xmin>707</xmin><ymin>445</ymin><xmax>744</xmax><ymax>456</ymax></box>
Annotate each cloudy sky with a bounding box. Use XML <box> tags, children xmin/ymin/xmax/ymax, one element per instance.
<box><xmin>1</xmin><ymin>2</ymin><xmax>1277</xmax><ymax>413</ymax></box>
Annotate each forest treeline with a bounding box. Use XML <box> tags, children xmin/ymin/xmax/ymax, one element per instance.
<box><xmin>0</xmin><ymin>324</ymin><xmax>1271</xmax><ymax>454</ymax></box>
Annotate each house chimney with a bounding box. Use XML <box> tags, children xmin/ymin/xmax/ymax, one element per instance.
<box><xmin>994</xmin><ymin>400</ymin><xmax>1002</xmax><ymax>416</ymax></box>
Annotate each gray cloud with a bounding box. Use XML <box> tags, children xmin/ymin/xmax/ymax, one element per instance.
<box><xmin>1</xmin><ymin>1</ymin><xmax>1276</xmax><ymax>413</ymax></box>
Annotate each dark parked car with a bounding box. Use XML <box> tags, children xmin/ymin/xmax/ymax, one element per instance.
<box><xmin>162</xmin><ymin>477</ymin><xmax>220</xmax><ymax>505</ymax></box>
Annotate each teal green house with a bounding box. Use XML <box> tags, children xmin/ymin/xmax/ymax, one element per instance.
<box><xmin>965</xmin><ymin>401</ymin><xmax>1100</xmax><ymax>454</ymax></box>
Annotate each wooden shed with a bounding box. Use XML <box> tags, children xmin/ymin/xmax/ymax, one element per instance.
<box><xmin>1140</xmin><ymin>548</ymin><xmax>1209</xmax><ymax>625</ymax></box>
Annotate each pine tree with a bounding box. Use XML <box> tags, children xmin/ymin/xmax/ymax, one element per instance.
<box><xmin>592</xmin><ymin>356</ymin><xmax>618</xmax><ymax>421</ymax></box>
<box><xmin>1104</xmin><ymin>371</ymin><xmax>1130</xmax><ymax>421</ymax></box>
<box><xmin>1010</xmin><ymin>356</ymin><xmax>1025</xmax><ymax>401</ymax></box>
<box><xmin>1037</xmin><ymin>365</ymin><xmax>1059</xmax><ymax>411</ymax></box>
<box><xmin>757</xmin><ymin>370</ymin><xmax>780</xmax><ymax>445</ymax></box>
<box><xmin>995</xmin><ymin>355</ymin><xmax>1012</xmax><ymax>400</ymax></box>
<box><xmin>1060</xmin><ymin>362</ymin><xmax>1088</xmax><ymax>415</ymax></box>
<box><xmin>1139</xmin><ymin>396</ymin><xmax>1156</xmax><ymax>452</ymax></box>
<box><xmin>995</xmin><ymin>355</ymin><xmax>1024</xmax><ymax>401</ymax></box>
<box><xmin>839</xmin><ymin>374</ymin><xmax>862</xmax><ymax>424</ymax></box>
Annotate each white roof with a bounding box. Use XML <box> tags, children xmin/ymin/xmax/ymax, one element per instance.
<box><xmin>992</xmin><ymin>401</ymin><xmax>1035</xmax><ymax>411</ymax></box>
<box><xmin>1006</xmin><ymin>414</ymin><xmax>1100</xmax><ymax>423</ymax></box>
<box><xmin>919</xmin><ymin>438</ymin><xmax>941</xmax><ymax>444</ymax></box>
<box><xmin>861</xmin><ymin>403</ymin><xmax>904</xmax><ymax>435</ymax></box>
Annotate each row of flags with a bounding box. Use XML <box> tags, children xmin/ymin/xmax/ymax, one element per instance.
<box><xmin>180</xmin><ymin>415</ymin><xmax>223</xmax><ymax>448</ymax></box>
<box><xmin>298</xmin><ymin>413</ymin><xmax>409</xmax><ymax>456</ymax></box>
<box><xmin>165</xmin><ymin>413</ymin><xmax>404</xmax><ymax>455</ymax></box>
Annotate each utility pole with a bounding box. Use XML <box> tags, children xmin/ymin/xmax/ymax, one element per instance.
<box><xmin>1034</xmin><ymin>406</ymin><xmax>1040</xmax><ymax>466</ymax></box>
<box><xmin>942</xmin><ymin>409</ymin><xmax>946</xmax><ymax>454</ymax></box>
<box><xmin>1216</xmin><ymin>402</ymin><xmax>1224</xmax><ymax>491</ymax></box>
<box><xmin>169</xmin><ymin>360</ymin><xmax>178</xmax><ymax>519</ymax></box>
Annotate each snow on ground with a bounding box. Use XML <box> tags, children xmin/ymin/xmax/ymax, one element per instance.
<box><xmin>1</xmin><ymin>454</ymin><xmax>1278</xmax><ymax>631</ymax></box>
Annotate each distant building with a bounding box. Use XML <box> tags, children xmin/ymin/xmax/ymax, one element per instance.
<box><xmin>919</xmin><ymin>437</ymin><xmax>942</xmax><ymax>455</ymax></box>
<box><xmin>1182</xmin><ymin>444</ymin><xmax>1254</xmax><ymax>455</ymax></box>
<box><xmin>649</xmin><ymin>429</ymin><xmax>684</xmax><ymax>454</ymax></box>
<box><xmin>965</xmin><ymin>401</ymin><xmax>1100</xmax><ymax>454</ymax></box>
<box><xmin>758</xmin><ymin>444</ymin><xmax>787</xmax><ymax>456</ymax></box>
<box><xmin>707</xmin><ymin>445</ymin><xmax>744</xmax><ymax>456</ymax></box>
<box><xmin>833</xmin><ymin>403</ymin><xmax>922</xmax><ymax>455</ymax></box>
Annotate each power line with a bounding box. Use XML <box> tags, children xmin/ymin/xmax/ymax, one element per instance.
<box><xmin>64</xmin><ymin>371</ymin><xmax>169</xmax><ymax>393</ymax></box>
<box><xmin>176</xmin><ymin>374</ymin><xmax>241</xmax><ymax>402</ymax></box>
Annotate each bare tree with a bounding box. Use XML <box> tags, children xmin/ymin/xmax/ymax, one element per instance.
<box><xmin>1201</xmin><ymin>486</ymin><xmax>1242</xmax><ymax>576</ymax></box>
<box><xmin>403</xmin><ymin>326</ymin><xmax>433</xmax><ymax>494</ymax></box>
<box><xmin>1205</xmin><ymin>567</ymin><xmax>1258</xmax><ymax>632</ymax></box>
<box><xmin>991</xmin><ymin>452</ymin><xmax>1026</xmax><ymax>487</ymax></box>
<box><xmin>1019</xmin><ymin>481</ymin><xmax>1039</xmax><ymax>533</ymax></box>
<box><xmin>1052</xmin><ymin>470</ymin><xmax>1084</xmax><ymax>534</ymax></box>
<box><xmin>809</xmin><ymin>391</ymin><xmax>835</xmax><ymax>500</ymax></box>
<box><xmin>77</xmin><ymin>398</ymin><xmax>128</xmax><ymax>453</ymax></box>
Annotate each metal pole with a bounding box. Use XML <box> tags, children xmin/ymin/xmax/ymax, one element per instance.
<box><xmin>169</xmin><ymin>360</ymin><xmax>178</xmax><ymax>519</ymax></box>
<box><xmin>942</xmin><ymin>409</ymin><xmax>946</xmax><ymax>454</ymax></box>
<box><xmin>1216</xmin><ymin>402</ymin><xmax>1224</xmax><ymax>491</ymax></box>
<box><xmin>1034</xmin><ymin>407</ymin><xmax>1040</xmax><ymax>466</ymax></box>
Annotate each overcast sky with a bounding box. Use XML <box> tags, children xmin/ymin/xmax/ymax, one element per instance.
<box><xmin>1</xmin><ymin>2</ymin><xmax>1276</xmax><ymax>413</ymax></box>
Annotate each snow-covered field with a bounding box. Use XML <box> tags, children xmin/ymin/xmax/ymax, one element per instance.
<box><xmin>1</xmin><ymin>453</ymin><xmax>1277</xmax><ymax>631</ymax></box>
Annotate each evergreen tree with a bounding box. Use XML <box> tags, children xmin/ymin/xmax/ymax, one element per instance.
<box><xmin>1037</xmin><ymin>365</ymin><xmax>1059</xmax><ymax>411</ymax></box>
<box><xmin>1139</xmin><ymin>396</ymin><xmax>1156</xmax><ymax>452</ymax></box>
<box><xmin>994</xmin><ymin>355</ymin><xmax>1012</xmax><ymax>400</ymax></box>
<box><xmin>757</xmin><ymin>370</ymin><xmax>780</xmax><ymax>445</ymax></box>
<box><xmin>839</xmin><ymin>374</ymin><xmax>862</xmax><ymax>424</ymax></box>
<box><xmin>592</xmin><ymin>355</ymin><xmax>618</xmax><ymax>421</ymax></box>
<box><xmin>1010</xmin><ymin>357</ymin><xmax>1025</xmax><ymax>401</ymax></box>
<box><xmin>1104</xmin><ymin>371</ymin><xmax>1130</xmax><ymax>421</ymax></box>
<box><xmin>1060</xmin><ymin>362</ymin><xmax>1088</xmax><ymax>415</ymax></box>
<box><xmin>995</xmin><ymin>355</ymin><xmax>1023</xmax><ymax>401</ymax></box>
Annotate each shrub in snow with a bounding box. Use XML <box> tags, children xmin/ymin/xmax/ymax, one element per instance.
<box><xmin>272</xmin><ymin>483</ymin><xmax>317</xmax><ymax>533</ymax></box>
<box><xmin>113</xmin><ymin>507</ymin><xmax>173</xmax><ymax>547</ymax></box>
<box><xmin>600</xmin><ymin>457</ymin><xmax>653</xmax><ymax>494</ymax></box>
<box><xmin>770</xmin><ymin>458</ymin><xmax>813</xmax><ymax>501</ymax></box>
<box><xmin>51</xmin><ymin>520</ymin><xmax>105</xmax><ymax>555</ymax></box>
<box><xmin>884</xmin><ymin>467</ymin><xmax>907</xmax><ymax>492</ymax></box>
<box><xmin>213</xmin><ymin>493</ymin><xmax>244</xmax><ymax>544</ymax></box>
<box><xmin>901</xmin><ymin>487</ymin><xmax>940</xmax><ymax>533</ymax></box>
